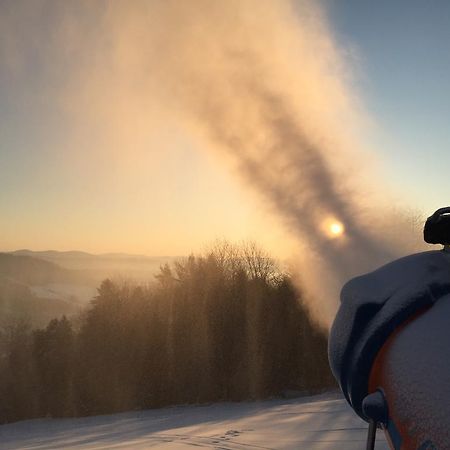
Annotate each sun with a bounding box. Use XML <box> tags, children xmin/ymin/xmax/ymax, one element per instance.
<box><xmin>329</xmin><ymin>221</ymin><xmax>344</xmax><ymax>236</ymax></box>
<box><xmin>322</xmin><ymin>219</ymin><xmax>345</xmax><ymax>239</ymax></box>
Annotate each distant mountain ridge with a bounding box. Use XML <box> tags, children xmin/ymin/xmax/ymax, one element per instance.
<box><xmin>7</xmin><ymin>250</ymin><xmax>178</xmax><ymax>273</ymax></box>
<box><xmin>0</xmin><ymin>253</ymin><xmax>75</xmax><ymax>285</ymax></box>
<box><xmin>0</xmin><ymin>250</ymin><xmax>180</xmax><ymax>326</ymax></box>
<box><xmin>10</xmin><ymin>249</ymin><xmax>169</xmax><ymax>260</ymax></box>
<box><xmin>0</xmin><ymin>253</ymin><xmax>87</xmax><ymax>326</ymax></box>
<box><xmin>12</xmin><ymin>249</ymin><xmax>95</xmax><ymax>258</ymax></box>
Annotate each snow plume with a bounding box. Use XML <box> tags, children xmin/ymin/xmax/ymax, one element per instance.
<box><xmin>12</xmin><ymin>0</ymin><xmax>419</xmax><ymax>326</ymax></box>
<box><xmin>112</xmin><ymin>0</ymin><xmax>417</xmax><ymax>326</ymax></box>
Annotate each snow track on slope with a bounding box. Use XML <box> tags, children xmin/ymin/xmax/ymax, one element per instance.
<box><xmin>0</xmin><ymin>392</ymin><xmax>388</xmax><ymax>449</ymax></box>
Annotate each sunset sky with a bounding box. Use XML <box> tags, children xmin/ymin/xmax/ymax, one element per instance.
<box><xmin>1</xmin><ymin>0</ymin><xmax>449</xmax><ymax>257</ymax></box>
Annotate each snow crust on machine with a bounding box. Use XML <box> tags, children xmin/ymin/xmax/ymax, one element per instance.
<box><xmin>329</xmin><ymin>249</ymin><xmax>450</xmax><ymax>420</ymax></box>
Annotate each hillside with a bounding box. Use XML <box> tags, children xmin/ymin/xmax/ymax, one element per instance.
<box><xmin>0</xmin><ymin>252</ymin><xmax>177</xmax><ymax>326</ymax></box>
<box><xmin>10</xmin><ymin>250</ymin><xmax>177</xmax><ymax>282</ymax></box>
<box><xmin>0</xmin><ymin>276</ymin><xmax>80</xmax><ymax>328</ymax></box>
<box><xmin>0</xmin><ymin>392</ymin><xmax>389</xmax><ymax>449</ymax></box>
<box><xmin>0</xmin><ymin>254</ymin><xmax>89</xmax><ymax>326</ymax></box>
<box><xmin>0</xmin><ymin>253</ymin><xmax>79</xmax><ymax>286</ymax></box>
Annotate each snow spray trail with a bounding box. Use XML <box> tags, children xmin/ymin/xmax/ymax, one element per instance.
<box><xmin>15</xmin><ymin>0</ymin><xmax>418</xmax><ymax>326</ymax></box>
<box><xmin>111</xmin><ymin>0</ymin><xmax>411</xmax><ymax>326</ymax></box>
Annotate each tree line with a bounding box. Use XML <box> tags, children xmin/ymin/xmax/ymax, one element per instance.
<box><xmin>0</xmin><ymin>242</ymin><xmax>335</xmax><ymax>423</ymax></box>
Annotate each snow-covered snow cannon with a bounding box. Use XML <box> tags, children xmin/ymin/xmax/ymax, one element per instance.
<box><xmin>329</xmin><ymin>207</ymin><xmax>450</xmax><ymax>450</ymax></box>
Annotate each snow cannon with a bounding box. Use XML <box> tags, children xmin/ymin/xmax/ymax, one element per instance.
<box><xmin>329</xmin><ymin>207</ymin><xmax>450</xmax><ymax>450</ymax></box>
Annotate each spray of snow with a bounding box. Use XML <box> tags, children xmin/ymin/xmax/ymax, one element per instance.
<box><xmin>99</xmin><ymin>0</ymin><xmax>424</xmax><ymax>326</ymax></box>
<box><xmin>2</xmin><ymin>0</ymin><xmax>424</xmax><ymax>326</ymax></box>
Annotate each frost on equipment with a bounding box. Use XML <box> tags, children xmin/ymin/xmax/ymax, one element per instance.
<box><xmin>329</xmin><ymin>207</ymin><xmax>450</xmax><ymax>450</ymax></box>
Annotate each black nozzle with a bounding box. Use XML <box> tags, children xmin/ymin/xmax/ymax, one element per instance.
<box><xmin>424</xmin><ymin>207</ymin><xmax>450</xmax><ymax>245</ymax></box>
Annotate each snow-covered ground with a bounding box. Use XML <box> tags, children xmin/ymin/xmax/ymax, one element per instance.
<box><xmin>0</xmin><ymin>392</ymin><xmax>388</xmax><ymax>449</ymax></box>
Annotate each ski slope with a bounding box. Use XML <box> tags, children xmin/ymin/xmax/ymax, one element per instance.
<box><xmin>0</xmin><ymin>392</ymin><xmax>388</xmax><ymax>449</ymax></box>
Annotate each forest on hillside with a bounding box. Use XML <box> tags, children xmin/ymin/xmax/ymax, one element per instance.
<box><xmin>0</xmin><ymin>242</ymin><xmax>334</xmax><ymax>424</ymax></box>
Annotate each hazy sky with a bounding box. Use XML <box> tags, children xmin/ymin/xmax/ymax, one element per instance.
<box><xmin>1</xmin><ymin>0</ymin><xmax>449</xmax><ymax>256</ymax></box>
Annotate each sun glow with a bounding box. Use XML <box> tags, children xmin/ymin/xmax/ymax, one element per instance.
<box><xmin>330</xmin><ymin>221</ymin><xmax>344</xmax><ymax>236</ymax></box>
<box><xmin>322</xmin><ymin>219</ymin><xmax>345</xmax><ymax>239</ymax></box>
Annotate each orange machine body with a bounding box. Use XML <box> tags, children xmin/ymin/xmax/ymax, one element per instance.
<box><xmin>368</xmin><ymin>300</ymin><xmax>450</xmax><ymax>450</ymax></box>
